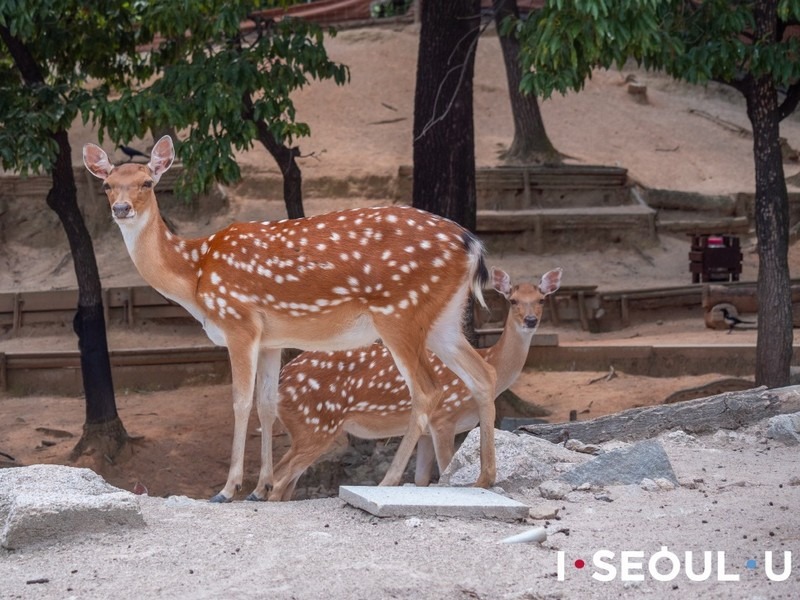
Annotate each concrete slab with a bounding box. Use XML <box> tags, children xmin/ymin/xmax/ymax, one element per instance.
<box><xmin>338</xmin><ymin>485</ymin><xmax>529</xmax><ymax>519</ymax></box>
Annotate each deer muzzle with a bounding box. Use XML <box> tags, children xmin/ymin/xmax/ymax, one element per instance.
<box><xmin>112</xmin><ymin>202</ymin><xmax>134</xmax><ymax>219</ymax></box>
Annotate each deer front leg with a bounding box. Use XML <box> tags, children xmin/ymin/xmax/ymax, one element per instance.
<box><xmin>246</xmin><ymin>347</ymin><xmax>281</xmax><ymax>501</ymax></box>
<box><xmin>210</xmin><ymin>340</ymin><xmax>259</xmax><ymax>503</ymax></box>
<box><xmin>429</xmin><ymin>335</ymin><xmax>497</xmax><ymax>488</ymax></box>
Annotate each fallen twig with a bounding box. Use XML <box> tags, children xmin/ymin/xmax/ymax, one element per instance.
<box><xmin>589</xmin><ymin>366</ymin><xmax>616</xmax><ymax>384</ymax></box>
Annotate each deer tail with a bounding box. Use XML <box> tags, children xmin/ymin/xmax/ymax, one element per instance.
<box><xmin>463</xmin><ymin>231</ymin><xmax>489</xmax><ymax>310</ymax></box>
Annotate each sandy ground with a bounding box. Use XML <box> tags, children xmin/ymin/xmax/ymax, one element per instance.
<box><xmin>2</xmin><ymin>21</ymin><xmax>800</xmax><ymax>600</ymax></box>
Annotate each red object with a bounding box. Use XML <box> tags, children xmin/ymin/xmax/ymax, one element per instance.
<box><xmin>689</xmin><ymin>234</ymin><xmax>743</xmax><ymax>283</ymax></box>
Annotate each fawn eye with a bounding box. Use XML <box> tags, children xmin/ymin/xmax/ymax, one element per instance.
<box><xmin>538</xmin><ymin>299</ymin><xmax>545</xmax><ymax>305</ymax></box>
<box><xmin>141</xmin><ymin>180</ymin><xmax>153</xmax><ymax>189</ymax></box>
<box><xmin>509</xmin><ymin>299</ymin><xmax>518</xmax><ymax>306</ymax></box>
<box><xmin>102</xmin><ymin>183</ymin><xmax>111</xmax><ymax>192</ymax></box>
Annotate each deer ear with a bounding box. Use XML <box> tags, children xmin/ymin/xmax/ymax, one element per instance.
<box><xmin>83</xmin><ymin>143</ymin><xmax>114</xmax><ymax>180</ymax></box>
<box><xmin>148</xmin><ymin>135</ymin><xmax>175</xmax><ymax>183</ymax></box>
<box><xmin>539</xmin><ymin>267</ymin><xmax>563</xmax><ymax>296</ymax></box>
<box><xmin>491</xmin><ymin>267</ymin><xmax>512</xmax><ymax>298</ymax></box>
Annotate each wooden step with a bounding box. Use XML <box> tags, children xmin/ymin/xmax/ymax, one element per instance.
<box><xmin>476</xmin><ymin>206</ymin><xmax>657</xmax><ymax>253</ymax></box>
<box><xmin>656</xmin><ymin>215</ymin><xmax>751</xmax><ymax>235</ymax></box>
<box><xmin>396</xmin><ymin>164</ymin><xmax>630</xmax><ymax>207</ymax></box>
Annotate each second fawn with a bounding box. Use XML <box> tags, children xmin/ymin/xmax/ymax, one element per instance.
<box><xmin>271</xmin><ymin>266</ymin><xmax>563</xmax><ymax>500</ymax></box>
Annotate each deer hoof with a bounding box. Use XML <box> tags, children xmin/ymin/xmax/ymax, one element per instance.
<box><xmin>245</xmin><ymin>492</ymin><xmax>266</xmax><ymax>502</ymax></box>
<box><xmin>208</xmin><ymin>492</ymin><xmax>233</xmax><ymax>503</ymax></box>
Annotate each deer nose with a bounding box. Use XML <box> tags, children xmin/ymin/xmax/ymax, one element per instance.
<box><xmin>112</xmin><ymin>202</ymin><xmax>133</xmax><ymax>219</ymax></box>
<box><xmin>524</xmin><ymin>315</ymin><xmax>538</xmax><ymax>329</ymax></box>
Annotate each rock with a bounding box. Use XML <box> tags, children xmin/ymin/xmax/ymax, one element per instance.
<box><xmin>765</xmin><ymin>413</ymin><xmax>800</xmax><ymax>446</ymax></box>
<box><xmin>661</xmin><ymin>430</ymin><xmax>700</xmax><ymax>446</ymax></box>
<box><xmin>538</xmin><ymin>480</ymin><xmax>573</xmax><ymax>500</ymax></box>
<box><xmin>640</xmin><ymin>478</ymin><xmax>660</xmax><ymax>492</ymax></box>
<box><xmin>564</xmin><ymin>439</ymin><xmax>603</xmax><ymax>455</ymax></box>
<box><xmin>655</xmin><ymin>477</ymin><xmax>677</xmax><ymax>491</ymax></box>
<box><xmin>440</xmin><ymin>429</ymin><xmax>590</xmax><ymax>492</ymax></box>
<box><xmin>0</xmin><ymin>465</ymin><xmax>144</xmax><ymax>550</ymax></box>
<box><xmin>528</xmin><ymin>502</ymin><xmax>561</xmax><ymax>520</ymax></box>
<box><xmin>560</xmin><ymin>439</ymin><xmax>678</xmax><ymax>488</ymax></box>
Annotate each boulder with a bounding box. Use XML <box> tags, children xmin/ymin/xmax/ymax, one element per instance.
<box><xmin>439</xmin><ymin>429</ymin><xmax>589</xmax><ymax>492</ymax></box>
<box><xmin>0</xmin><ymin>465</ymin><xmax>144</xmax><ymax>550</ymax></box>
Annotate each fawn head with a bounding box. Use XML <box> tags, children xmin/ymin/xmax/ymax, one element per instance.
<box><xmin>83</xmin><ymin>136</ymin><xmax>175</xmax><ymax>224</ymax></box>
<box><xmin>491</xmin><ymin>267</ymin><xmax>562</xmax><ymax>331</ymax></box>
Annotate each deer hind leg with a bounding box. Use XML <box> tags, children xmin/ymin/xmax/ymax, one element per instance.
<box><xmin>210</xmin><ymin>338</ymin><xmax>260</xmax><ymax>503</ymax></box>
<box><xmin>377</xmin><ymin>327</ymin><xmax>443</xmax><ymax>487</ymax></box>
<box><xmin>428</xmin><ymin>418</ymin><xmax>460</xmax><ymax>483</ymax></box>
<box><xmin>270</xmin><ymin>435</ymin><xmax>336</xmax><ymax>501</ymax></box>
<box><xmin>428</xmin><ymin>334</ymin><xmax>497</xmax><ymax>488</ymax></box>
<box><xmin>246</xmin><ymin>347</ymin><xmax>282</xmax><ymax>501</ymax></box>
<box><xmin>414</xmin><ymin>435</ymin><xmax>437</xmax><ymax>487</ymax></box>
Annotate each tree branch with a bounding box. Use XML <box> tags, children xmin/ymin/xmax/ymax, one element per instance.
<box><xmin>0</xmin><ymin>25</ymin><xmax>45</xmax><ymax>85</ymax></box>
<box><xmin>779</xmin><ymin>81</ymin><xmax>800</xmax><ymax>121</ymax></box>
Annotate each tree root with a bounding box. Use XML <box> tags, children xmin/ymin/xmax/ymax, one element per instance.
<box><xmin>69</xmin><ymin>417</ymin><xmax>131</xmax><ymax>464</ymax></box>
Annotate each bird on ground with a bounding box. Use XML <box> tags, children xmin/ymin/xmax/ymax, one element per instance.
<box><xmin>118</xmin><ymin>144</ymin><xmax>150</xmax><ymax>162</ymax></box>
<box><xmin>720</xmin><ymin>307</ymin><xmax>754</xmax><ymax>334</ymax></box>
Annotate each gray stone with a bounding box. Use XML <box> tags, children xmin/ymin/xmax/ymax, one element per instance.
<box><xmin>0</xmin><ymin>465</ymin><xmax>144</xmax><ymax>550</ymax></box>
<box><xmin>560</xmin><ymin>439</ymin><xmax>678</xmax><ymax>488</ymax></box>
<box><xmin>765</xmin><ymin>413</ymin><xmax>800</xmax><ymax>446</ymax></box>
<box><xmin>527</xmin><ymin>502</ymin><xmax>561</xmax><ymax>520</ymax></box>
<box><xmin>338</xmin><ymin>485</ymin><xmax>529</xmax><ymax>519</ymax></box>
<box><xmin>440</xmin><ymin>429</ymin><xmax>589</xmax><ymax>492</ymax></box>
<box><xmin>640</xmin><ymin>478</ymin><xmax>660</xmax><ymax>492</ymax></box>
<box><xmin>565</xmin><ymin>439</ymin><xmax>603</xmax><ymax>454</ymax></box>
<box><xmin>538</xmin><ymin>480</ymin><xmax>573</xmax><ymax>500</ymax></box>
<box><xmin>661</xmin><ymin>430</ymin><xmax>700</xmax><ymax>446</ymax></box>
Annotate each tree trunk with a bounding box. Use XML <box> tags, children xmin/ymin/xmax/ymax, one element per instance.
<box><xmin>46</xmin><ymin>131</ymin><xmax>129</xmax><ymax>459</ymax></box>
<box><xmin>241</xmin><ymin>93</ymin><xmax>305</xmax><ymax>219</ymax></box>
<box><xmin>257</xmin><ymin>128</ymin><xmax>305</xmax><ymax>220</ymax></box>
<box><xmin>519</xmin><ymin>385</ymin><xmax>799</xmax><ymax>445</ymax></box>
<box><xmin>0</xmin><ymin>26</ymin><xmax>128</xmax><ymax>460</ymax></box>
<box><xmin>492</xmin><ymin>0</ymin><xmax>560</xmax><ymax>165</ymax></box>
<box><xmin>745</xmin><ymin>1</ymin><xmax>793</xmax><ymax>388</ymax></box>
<box><xmin>412</xmin><ymin>0</ymin><xmax>481</xmax><ymax>231</ymax></box>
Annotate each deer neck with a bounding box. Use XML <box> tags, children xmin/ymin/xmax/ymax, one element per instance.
<box><xmin>117</xmin><ymin>206</ymin><xmax>198</xmax><ymax>305</ymax></box>
<box><xmin>482</xmin><ymin>316</ymin><xmax>536</xmax><ymax>393</ymax></box>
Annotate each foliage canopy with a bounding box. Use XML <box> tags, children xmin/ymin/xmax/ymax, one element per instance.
<box><xmin>0</xmin><ymin>1</ymin><xmax>348</xmax><ymax>195</ymax></box>
<box><xmin>515</xmin><ymin>0</ymin><xmax>800</xmax><ymax>101</ymax></box>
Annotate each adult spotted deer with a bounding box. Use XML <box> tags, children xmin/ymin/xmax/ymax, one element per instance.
<box><xmin>83</xmin><ymin>135</ymin><xmax>497</xmax><ymax>502</ymax></box>
<box><xmin>271</xmin><ymin>266</ymin><xmax>562</xmax><ymax>501</ymax></box>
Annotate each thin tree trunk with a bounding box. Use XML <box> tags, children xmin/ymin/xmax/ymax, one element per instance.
<box><xmin>46</xmin><ymin>131</ymin><xmax>129</xmax><ymax>460</ymax></box>
<box><xmin>412</xmin><ymin>0</ymin><xmax>481</xmax><ymax>231</ymax></box>
<box><xmin>492</xmin><ymin>0</ymin><xmax>560</xmax><ymax>165</ymax></box>
<box><xmin>747</xmin><ymin>75</ymin><xmax>792</xmax><ymax>388</ymax></box>
<box><xmin>241</xmin><ymin>93</ymin><xmax>305</xmax><ymax>219</ymax></box>
<box><xmin>257</xmin><ymin>128</ymin><xmax>305</xmax><ymax>220</ymax></box>
<box><xmin>746</xmin><ymin>1</ymin><xmax>792</xmax><ymax>388</ymax></box>
<box><xmin>0</xmin><ymin>26</ymin><xmax>128</xmax><ymax>459</ymax></box>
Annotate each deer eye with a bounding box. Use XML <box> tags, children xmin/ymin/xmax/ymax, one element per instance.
<box><xmin>102</xmin><ymin>183</ymin><xmax>111</xmax><ymax>192</ymax></box>
<box><xmin>509</xmin><ymin>299</ymin><xmax>518</xmax><ymax>306</ymax></box>
<box><xmin>141</xmin><ymin>180</ymin><xmax>153</xmax><ymax>189</ymax></box>
<box><xmin>538</xmin><ymin>299</ymin><xmax>546</xmax><ymax>305</ymax></box>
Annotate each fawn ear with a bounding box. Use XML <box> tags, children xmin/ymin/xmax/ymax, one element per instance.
<box><xmin>539</xmin><ymin>267</ymin><xmax>563</xmax><ymax>296</ymax></box>
<box><xmin>148</xmin><ymin>135</ymin><xmax>175</xmax><ymax>183</ymax></box>
<box><xmin>491</xmin><ymin>267</ymin><xmax>512</xmax><ymax>298</ymax></box>
<box><xmin>83</xmin><ymin>143</ymin><xmax>114</xmax><ymax>180</ymax></box>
